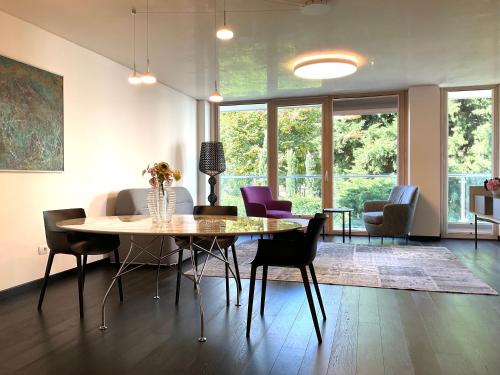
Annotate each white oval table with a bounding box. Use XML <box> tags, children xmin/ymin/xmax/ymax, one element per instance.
<box><xmin>57</xmin><ymin>214</ymin><xmax>302</xmax><ymax>342</ymax></box>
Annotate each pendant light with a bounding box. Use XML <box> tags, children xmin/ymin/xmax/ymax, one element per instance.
<box><xmin>141</xmin><ymin>0</ymin><xmax>157</xmax><ymax>84</ymax></box>
<box><xmin>128</xmin><ymin>9</ymin><xmax>142</xmax><ymax>85</ymax></box>
<box><xmin>208</xmin><ymin>80</ymin><xmax>224</xmax><ymax>102</ymax></box>
<box><xmin>209</xmin><ymin>0</ymin><xmax>223</xmax><ymax>102</ymax></box>
<box><xmin>216</xmin><ymin>0</ymin><xmax>234</xmax><ymax>40</ymax></box>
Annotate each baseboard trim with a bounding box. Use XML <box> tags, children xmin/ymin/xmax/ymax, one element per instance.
<box><xmin>0</xmin><ymin>258</ymin><xmax>109</xmax><ymax>301</ymax></box>
<box><xmin>409</xmin><ymin>235</ymin><xmax>441</xmax><ymax>242</ymax></box>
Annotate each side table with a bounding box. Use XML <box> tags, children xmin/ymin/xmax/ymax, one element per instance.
<box><xmin>322</xmin><ymin>207</ymin><xmax>353</xmax><ymax>242</ymax></box>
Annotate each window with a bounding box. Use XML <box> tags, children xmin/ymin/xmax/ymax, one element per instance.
<box><xmin>332</xmin><ymin>96</ymin><xmax>399</xmax><ymax>229</ymax></box>
<box><xmin>219</xmin><ymin>104</ymin><xmax>268</xmax><ymax>214</ymax></box>
<box><xmin>445</xmin><ymin>89</ymin><xmax>494</xmax><ymax>233</ymax></box>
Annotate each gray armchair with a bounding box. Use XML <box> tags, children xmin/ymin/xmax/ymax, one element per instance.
<box><xmin>363</xmin><ymin>185</ymin><xmax>419</xmax><ymax>243</ymax></box>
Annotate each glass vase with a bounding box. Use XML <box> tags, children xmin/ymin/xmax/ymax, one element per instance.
<box><xmin>148</xmin><ymin>180</ymin><xmax>176</xmax><ymax>223</ymax></box>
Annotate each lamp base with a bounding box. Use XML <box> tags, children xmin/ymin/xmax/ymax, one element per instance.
<box><xmin>208</xmin><ymin>175</ymin><xmax>217</xmax><ymax>206</ymax></box>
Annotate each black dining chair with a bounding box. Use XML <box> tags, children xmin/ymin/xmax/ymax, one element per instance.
<box><xmin>38</xmin><ymin>208</ymin><xmax>124</xmax><ymax>318</ymax></box>
<box><xmin>246</xmin><ymin>213</ymin><xmax>327</xmax><ymax>343</ymax></box>
<box><xmin>175</xmin><ymin>205</ymin><xmax>241</xmax><ymax>305</ymax></box>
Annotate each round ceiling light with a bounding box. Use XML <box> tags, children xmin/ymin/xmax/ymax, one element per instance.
<box><xmin>293</xmin><ymin>56</ymin><xmax>358</xmax><ymax>80</ymax></box>
<box><xmin>216</xmin><ymin>27</ymin><xmax>234</xmax><ymax>40</ymax></box>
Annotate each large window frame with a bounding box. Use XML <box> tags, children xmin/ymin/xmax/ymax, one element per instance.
<box><xmin>440</xmin><ymin>85</ymin><xmax>500</xmax><ymax>239</ymax></box>
<box><xmin>215</xmin><ymin>91</ymin><xmax>408</xmax><ymax>234</ymax></box>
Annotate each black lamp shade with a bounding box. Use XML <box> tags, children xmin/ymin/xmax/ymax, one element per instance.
<box><xmin>199</xmin><ymin>142</ymin><xmax>226</xmax><ymax>176</ymax></box>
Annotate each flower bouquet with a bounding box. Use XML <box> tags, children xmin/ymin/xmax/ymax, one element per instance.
<box><xmin>484</xmin><ymin>177</ymin><xmax>500</xmax><ymax>198</ymax></box>
<box><xmin>142</xmin><ymin>162</ymin><xmax>182</xmax><ymax>222</ymax></box>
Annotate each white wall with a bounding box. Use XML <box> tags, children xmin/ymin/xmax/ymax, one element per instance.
<box><xmin>0</xmin><ymin>11</ymin><xmax>197</xmax><ymax>291</ymax></box>
<box><xmin>408</xmin><ymin>85</ymin><xmax>442</xmax><ymax>237</ymax></box>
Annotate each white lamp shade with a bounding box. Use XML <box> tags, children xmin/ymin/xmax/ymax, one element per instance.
<box><xmin>141</xmin><ymin>72</ymin><xmax>157</xmax><ymax>84</ymax></box>
<box><xmin>208</xmin><ymin>90</ymin><xmax>224</xmax><ymax>103</ymax></box>
<box><xmin>216</xmin><ymin>28</ymin><xmax>234</xmax><ymax>40</ymax></box>
<box><xmin>128</xmin><ymin>74</ymin><xmax>142</xmax><ymax>85</ymax></box>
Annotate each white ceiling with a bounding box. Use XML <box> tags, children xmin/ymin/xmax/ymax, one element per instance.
<box><xmin>0</xmin><ymin>0</ymin><xmax>499</xmax><ymax>101</ymax></box>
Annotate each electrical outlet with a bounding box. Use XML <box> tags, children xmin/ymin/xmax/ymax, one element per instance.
<box><xmin>37</xmin><ymin>245</ymin><xmax>49</xmax><ymax>255</ymax></box>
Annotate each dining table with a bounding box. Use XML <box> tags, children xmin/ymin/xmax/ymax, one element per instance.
<box><xmin>57</xmin><ymin>214</ymin><xmax>302</xmax><ymax>342</ymax></box>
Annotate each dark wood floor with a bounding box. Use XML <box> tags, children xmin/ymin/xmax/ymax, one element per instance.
<box><xmin>1</xmin><ymin>237</ymin><xmax>499</xmax><ymax>375</ymax></box>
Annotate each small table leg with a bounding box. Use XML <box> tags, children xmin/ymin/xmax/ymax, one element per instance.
<box><xmin>342</xmin><ymin>212</ymin><xmax>345</xmax><ymax>243</ymax></box>
<box><xmin>322</xmin><ymin>209</ymin><xmax>326</xmax><ymax>241</ymax></box>
<box><xmin>348</xmin><ymin>211</ymin><xmax>351</xmax><ymax>240</ymax></box>
<box><xmin>475</xmin><ymin>214</ymin><xmax>478</xmax><ymax>250</ymax></box>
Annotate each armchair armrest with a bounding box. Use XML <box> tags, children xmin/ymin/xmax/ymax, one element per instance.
<box><xmin>383</xmin><ymin>203</ymin><xmax>410</xmax><ymax>218</ymax></box>
<box><xmin>382</xmin><ymin>204</ymin><xmax>411</xmax><ymax>234</ymax></box>
<box><xmin>245</xmin><ymin>202</ymin><xmax>267</xmax><ymax>217</ymax></box>
<box><xmin>364</xmin><ymin>200</ymin><xmax>389</xmax><ymax>212</ymax></box>
<box><xmin>266</xmin><ymin>199</ymin><xmax>292</xmax><ymax>212</ymax></box>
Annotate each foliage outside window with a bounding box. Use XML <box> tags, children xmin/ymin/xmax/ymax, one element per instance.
<box><xmin>219</xmin><ymin>105</ymin><xmax>267</xmax><ymax>214</ymax></box>
<box><xmin>278</xmin><ymin>105</ymin><xmax>322</xmax><ymax>215</ymax></box>
<box><xmin>333</xmin><ymin>112</ymin><xmax>398</xmax><ymax>228</ymax></box>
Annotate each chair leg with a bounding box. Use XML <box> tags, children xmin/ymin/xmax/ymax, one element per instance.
<box><xmin>82</xmin><ymin>255</ymin><xmax>87</xmax><ymax>292</ymax></box>
<box><xmin>38</xmin><ymin>251</ymin><xmax>55</xmax><ymax>310</ymax></box>
<box><xmin>113</xmin><ymin>249</ymin><xmax>124</xmax><ymax>302</ymax></box>
<box><xmin>368</xmin><ymin>234</ymin><xmax>371</xmax><ymax>242</ymax></box>
<box><xmin>224</xmin><ymin>247</ymin><xmax>230</xmax><ymax>306</ymax></box>
<box><xmin>381</xmin><ymin>236</ymin><xmax>384</xmax><ymax>244</ymax></box>
<box><xmin>76</xmin><ymin>255</ymin><xmax>84</xmax><ymax>319</ymax></box>
<box><xmin>260</xmin><ymin>265</ymin><xmax>268</xmax><ymax>316</ymax></box>
<box><xmin>406</xmin><ymin>235</ymin><xmax>409</xmax><ymax>245</ymax></box>
<box><xmin>300</xmin><ymin>266</ymin><xmax>322</xmax><ymax>344</ymax></box>
<box><xmin>231</xmin><ymin>244</ymin><xmax>242</xmax><ymax>291</ymax></box>
<box><xmin>308</xmin><ymin>264</ymin><xmax>326</xmax><ymax>320</ymax></box>
<box><xmin>175</xmin><ymin>248</ymin><xmax>183</xmax><ymax>304</ymax></box>
<box><xmin>246</xmin><ymin>264</ymin><xmax>257</xmax><ymax>338</ymax></box>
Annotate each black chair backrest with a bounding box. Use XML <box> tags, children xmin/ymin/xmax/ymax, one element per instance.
<box><xmin>303</xmin><ymin>213</ymin><xmax>328</xmax><ymax>264</ymax></box>
<box><xmin>193</xmin><ymin>205</ymin><xmax>237</xmax><ymax>216</ymax></box>
<box><xmin>43</xmin><ymin>208</ymin><xmax>86</xmax><ymax>252</ymax></box>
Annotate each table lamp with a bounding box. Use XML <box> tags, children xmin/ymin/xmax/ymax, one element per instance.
<box><xmin>199</xmin><ymin>141</ymin><xmax>226</xmax><ymax>206</ymax></box>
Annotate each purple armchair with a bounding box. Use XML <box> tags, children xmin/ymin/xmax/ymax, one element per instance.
<box><xmin>240</xmin><ymin>186</ymin><xmax>293</xmax><ymax>219</ymax></box>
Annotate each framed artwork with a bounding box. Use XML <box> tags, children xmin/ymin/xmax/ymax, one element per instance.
<box><xmin>0</xmin><ymin>54</ymin><xmax>63</xmax><ymax>171</ymax></box>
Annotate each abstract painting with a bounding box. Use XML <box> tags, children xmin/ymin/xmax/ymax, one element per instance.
<box><xmin>0</xmin><ymin>54</ymin><xmax>63</xmax><ymax>171</ymax></box>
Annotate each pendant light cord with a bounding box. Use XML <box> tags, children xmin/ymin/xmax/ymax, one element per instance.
<box><xmin>146</xmin><ymin>0</ymin><xmax>150</xmax><ymax>72</ymax></box>
<box><xmin>132</xmin><ymin>9</ymin><xmax>137</xmax><ymax>73</ymax></box>
<box><xmin>223</xmin><ymin>0</ymin><xmax>226</xmax><ymax>26</ymax></box>
<box><xmin>214</xmin><ymin>0</ymin><xmax>218</xmax><ymax>90</ymax></box>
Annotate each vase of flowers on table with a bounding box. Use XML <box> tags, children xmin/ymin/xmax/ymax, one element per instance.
<box><xmin>484</xmin><ymin>177</ymin><xmax>500</xmax><ymax>198</ymax></box>
<box><xmin>143</xmin><ymin>162</ymin><xmax>182</xmax><ymax>223</ymax></box>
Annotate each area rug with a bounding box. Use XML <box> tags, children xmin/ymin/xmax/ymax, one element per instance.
<box><xmin>195</xmin><ymin>241</ymin><xmax>498</xmax><ymax>295</ymax></box>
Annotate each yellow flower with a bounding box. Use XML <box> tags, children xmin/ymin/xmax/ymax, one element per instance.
<box><xmin>158</xmin><ymin>162</ymin><xmax>170</xmax><ymax>172</ymax></box>
<box><xmin>173</xmin><ymin>169</ymin><xmax>182</xmax><ymax>181</ymax></box>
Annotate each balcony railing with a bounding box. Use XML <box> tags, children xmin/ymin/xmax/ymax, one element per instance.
<box><xmin>221</xmin><ymin>172</ymin><xmax>490</xmax><ymax>226</ymax></box>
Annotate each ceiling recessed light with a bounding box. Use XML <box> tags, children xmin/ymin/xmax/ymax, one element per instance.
<box><xmin>293</xmin><ymin>55</ymin><xmax>358</xmax><ymax>80</ymax></box>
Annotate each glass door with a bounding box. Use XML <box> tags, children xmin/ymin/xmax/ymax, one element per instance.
<box><xmin>332</xmin><ymin>95</ymin><xmax>400</xmax><ymax>231</ymax></box>
<box><xmin>445</xmin><ymin>89</ymin><xmax>494</xmax><ymax>234</ymax></box>
<box><xmin>218</xmin><ymin>103</ymin><xmax>268</xmax><ymax>214</ymax></box>
<box><xmin>276</xmin><ymin>104</ymin><xmax>323</xmax><ymax>215</ymax></box>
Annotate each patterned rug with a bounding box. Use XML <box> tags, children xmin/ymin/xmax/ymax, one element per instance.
<box><xmin>196</xmin><ymin>241</ymin><xmax>498</xmax><ymax>295</ymax></box>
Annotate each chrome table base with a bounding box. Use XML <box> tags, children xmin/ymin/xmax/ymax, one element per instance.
<box><xmin>98</xmin><ymin>234</ymin><xmax>240</xmax><ymax>342</ymax></box>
